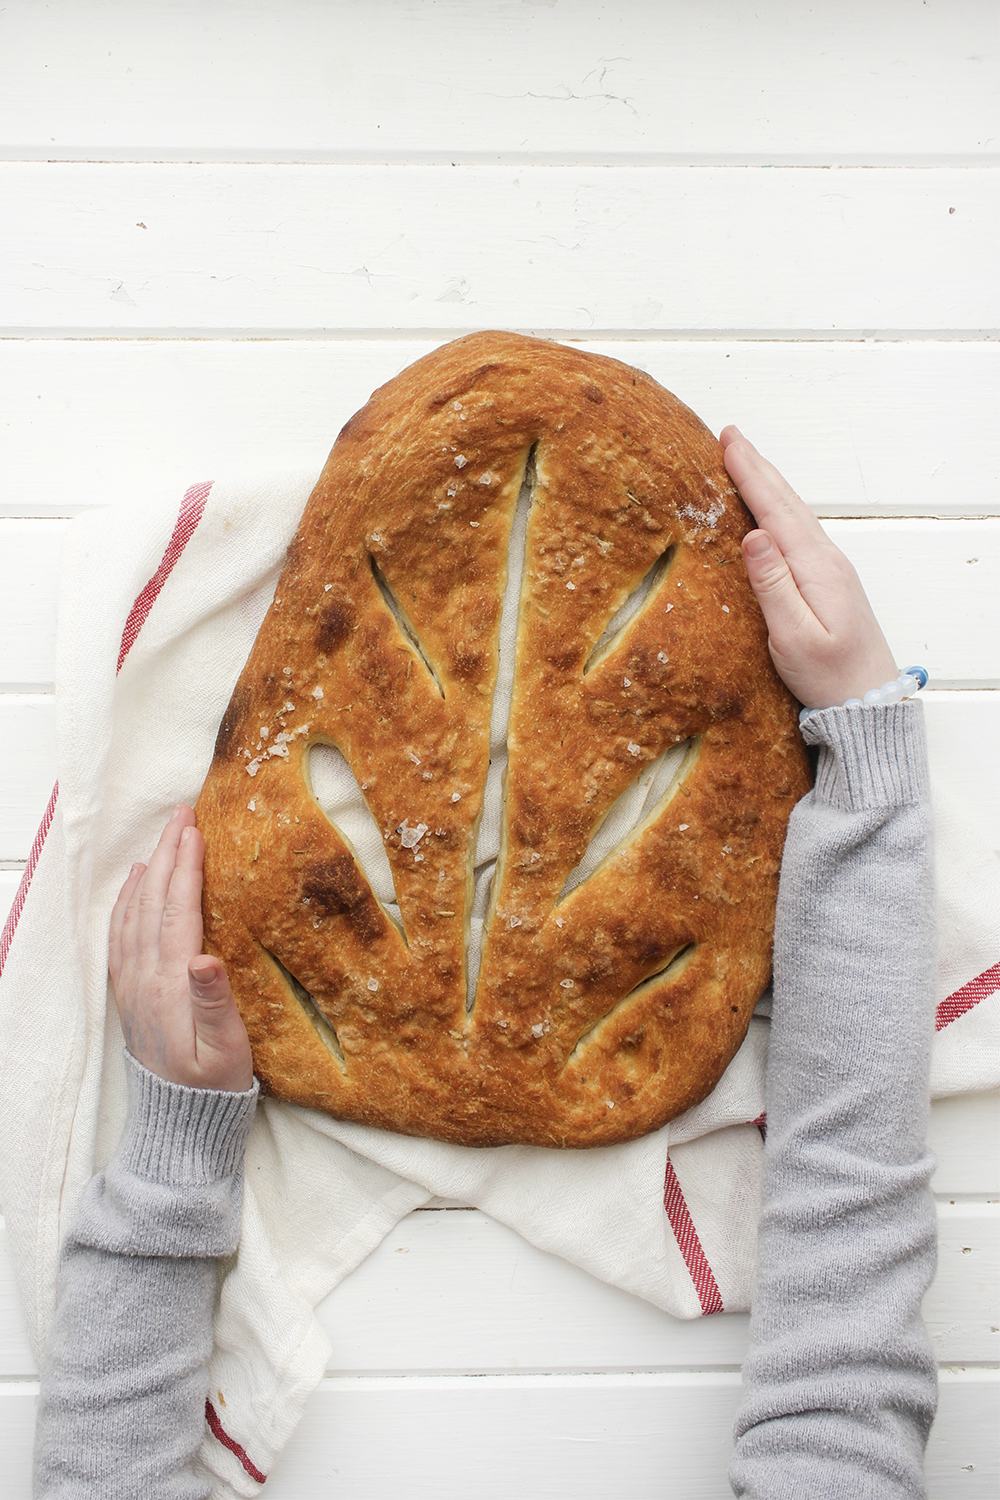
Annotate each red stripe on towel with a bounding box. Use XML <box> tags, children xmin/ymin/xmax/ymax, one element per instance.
<box><xmin>116</xmin><ymin>481</ymin><xmax>213</xmax><ymax>672</ymax></box>
<box><xmin>205</xmin><ymin>1399</ymin><xmax>268</xmax><ymax>1485</ymax></box>
<box><xmin>663</xmin><ymin>1157</ymin><xmax>724</xmax><ymax>1315</ymax></box>
<box><xmin>0</xmin><ymin>483</ymin><xmax>213</xmax><ymax>978</ymax></box>
<box><xmin>751</xmin><ymin>1112</ymin><xmax>767</xmax><ymax>1142</ymax></box>
<box><xmin>0</xmin><ymin>781</ymin><xmax>59</xmax><ymax>977</ymax></box>
<box><xmin>936</xmin><ymin>961</ymin><xmax>1000</xmax><ymax>1031</ymax></box>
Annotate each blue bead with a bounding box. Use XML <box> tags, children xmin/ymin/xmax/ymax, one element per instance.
<box><xmin>903</xmin><ymin>665</ymin><xmax>929</xmax><ymax>690</ymax></box>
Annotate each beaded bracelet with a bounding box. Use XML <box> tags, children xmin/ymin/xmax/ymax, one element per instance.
<box><xmin>798</xmin><ymin>666</ymin><xmax>928</xmax><ymax>727</ymax></box>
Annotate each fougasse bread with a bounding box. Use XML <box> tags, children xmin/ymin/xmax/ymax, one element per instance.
<box><xmin>196</xmin><ymin>332</ymin><xmax>812</xmax><ymax>1148</ymax></box>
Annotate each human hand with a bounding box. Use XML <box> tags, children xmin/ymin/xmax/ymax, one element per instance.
<box><xmin>109</xmin><ymin>806</ymin><xmax>254</xmax><ymax>1092</ymax></box>
<box><xmin>721</xmin><ymin>426</ymin><xmax>897</xmax><ymax>709</ymax></box>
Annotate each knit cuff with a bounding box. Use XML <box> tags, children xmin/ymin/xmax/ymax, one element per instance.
<box><xmin>117</xmin><ymin>1050</ymin><xmax>258</xmax><ymax>1186</ymax></box>
<box><xmin>800</xmin><ymin>700</ymin><xmax>930</xmax><ymax>813</ymax></box>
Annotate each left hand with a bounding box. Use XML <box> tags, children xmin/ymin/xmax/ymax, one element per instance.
<box><xmin>108</xmin><ymin>806</ymin><xmax>254</xmax><ymax>1092</ymax></box>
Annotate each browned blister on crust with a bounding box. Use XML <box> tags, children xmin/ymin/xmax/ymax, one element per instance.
<box><xmin>196</xmin><ymin>333</ymin><xmax>812</xmax><ymax>1147</ymax></box>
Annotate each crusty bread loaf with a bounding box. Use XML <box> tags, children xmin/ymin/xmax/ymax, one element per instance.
<box><xmin>196</xmin><ymin>332</ymin><xmax>811</xmax><ymax>1147</ymax></box>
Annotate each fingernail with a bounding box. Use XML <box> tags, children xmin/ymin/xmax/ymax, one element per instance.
<box><xmin>180</xmin><ymin>825</ymin><xmax>193</xmax><ymax>842</ymax></box>
<box><xmin>729</xmin><ymin>426</ymin><xmax>745</xmax><ymax>440</ymax></box>
<box><xmin>744</xmin><ymin>531</ymin><xmax>772</xmax><ymax>560</ymax></box>
<box><xmin>190</xmin><ymin>959</ymin><xmax>215</xmax><ymax>983</ymax></box>
<box><xmin>170</xmin><ymin>805</ymin><xmax>183</xmax><ymax>821</ymax></box>
<box><xmin>130</xmin><ymin>863</ymin><xmax>142</xmax><ymax>877</ymax></box>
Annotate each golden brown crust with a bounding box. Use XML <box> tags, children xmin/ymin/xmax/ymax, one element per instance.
<box><xmin>196</xmin><ymin>333</ymin><xmax>812</xmax><ymax>1147</ymax></box>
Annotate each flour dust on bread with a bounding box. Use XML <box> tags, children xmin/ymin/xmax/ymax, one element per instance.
<box><xmin>197</xmin><ymin>333</ymin><xmax>811</xmax><ymax>1147</ymax></box>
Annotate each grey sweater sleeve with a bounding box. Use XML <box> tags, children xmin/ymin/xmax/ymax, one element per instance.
<box><xmin>33</xmin><ymin>1052</ymin><xmax>257</xmax><ymax>1500</ymax></box>
<box><xmin>729</xmin><ymin>702</ymin><xmax>938</xmax><ymax>1499</ymax></box>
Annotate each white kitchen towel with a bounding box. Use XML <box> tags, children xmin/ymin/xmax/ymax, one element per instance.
<box><xmin>1</xmin><ymin>473</ymin><xmax>997</xmax><ymax>1496</ymax></box>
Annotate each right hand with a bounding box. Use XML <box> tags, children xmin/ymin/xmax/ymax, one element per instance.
<box><xmin>109</xmin><ymin>806</ymin><xmax>254</xmax><ymax>1092</ymax></box>
<box><xmin>721</xmin><ymin>427</ymin><xmax>898</xmax><ymax>709</ymax></box>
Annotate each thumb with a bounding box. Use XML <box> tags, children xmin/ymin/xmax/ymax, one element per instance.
<box><xmin>741</xmin><ymin>529</ymin><xmax>814</xmax><ymax>639</ymax></box>
<box><xmin>188</xmin><ymin>956</ymin><xmax>254</xmax><ymax>1091</ymax></box>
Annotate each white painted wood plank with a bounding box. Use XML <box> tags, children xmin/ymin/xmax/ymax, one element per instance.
<box><xmin>922</xmin><ymin>691</ymin><xmax>1000</xmax><ymax>853</ymax></box>
<box><xmin>0</xmin><ymin>521</ymin><xmax>69</xmax><ymax>689</ymax></box>
<box><xmin>0</xmin><ymin>1372</ymin><xmax>992</xmax><ymax>1500</ymax></box>
<box><xmin>1</xmin><ymin>1194</ymin><xmax>996</xmax><ymax>1379</ymax></box>
<box><xmin>2</xmin><ymin>339</ymin><xmax>997</xmax><ymax>520</ymax></box>
<box><xmin>316</xmin><ymin>1205</ymin><xmax>999</xmax><ymax>1373</ymax></box>
<box><xmin>1</xmin><ymin>0</ymin><xmax>995</xmax><ymax>161</ymax></box>
<box><xmin>0</xmin><ymin>692</ymin><xmax>996</xmax><ymax>863</ymax></box>
<box><xmin>0</xmin><ymin>1386</ymin><xmax>37</xmax><ymax>1500</ymax></box>
<box><xmin>218</xmin><ymin>1371</ymin><xmax>1000</xmax><ymax>1499</ymax></box>
<box><xmin>0</xmin><ymin>696</ymin><xmax>56</xmax><ymax>862</ymax></box>
<box><xmin>929</xmin><ymin>1091</ymin><xmax>1000</xmax><ymax>1197</ymax></box>
<box><xmin>933</xmin><ymin>1204</ymin><xmax>1000</xmax><ymax>1364</ymax></box>
<box><xmin>316</xmin><ymin>1208</ymin><xmax>750</xmax><ymax>1376</ymax></box>
<box><xmin>824</xmin><ymin>522</ymin><xmax>1000</xmax><ymax>689</ymax></box>
<box><xmin>3</xmin><ymin>519</ymin><xmax>996</xmax><ymax>690</ymax></box>
<box><xmin>4</xmin><ymin>165</ymin><xmax>996</xmax><ymax>333</ymax></box>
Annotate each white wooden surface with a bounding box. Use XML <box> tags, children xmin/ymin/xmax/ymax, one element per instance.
<box><xmin>1</xmin><ymin>2</ymin><xmax>997</xmax><ymax>1495</ymax></box>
